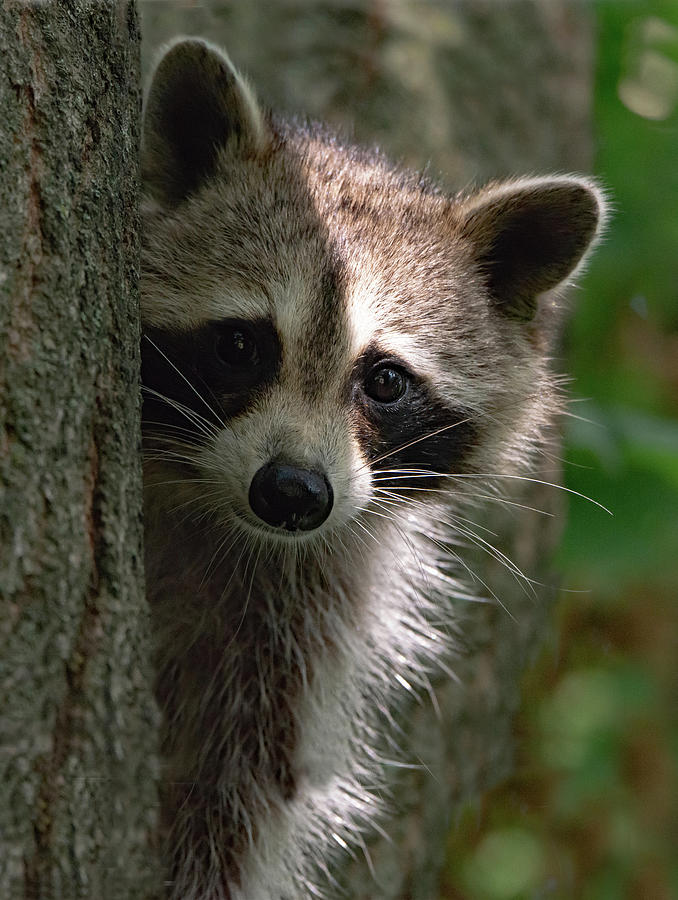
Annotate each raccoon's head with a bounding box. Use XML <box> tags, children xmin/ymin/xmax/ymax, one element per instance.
<box><xmin>140</xmin><ymin>39</ymin><xmax>605</xmax><ymax>548</ymax></box>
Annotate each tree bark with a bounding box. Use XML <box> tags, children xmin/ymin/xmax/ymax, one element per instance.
<box><xmin>0</xmin><ymin>4</ymin><xmax>160</xmax><ymax>898</ymax></box>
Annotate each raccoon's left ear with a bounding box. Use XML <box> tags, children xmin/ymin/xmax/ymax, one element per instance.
<box><xmin>142</xmin><ymin>38</ymin><xmax>271</xmax><ymax>206</ymax></box>
<box><xmin>457</xmin><ymin>176</ymin><xmax>606</xmax><ymax>321</ymax></box>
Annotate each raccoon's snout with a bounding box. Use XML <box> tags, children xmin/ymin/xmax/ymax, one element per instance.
<box><xmin>249</xmin><ymin>461</ymin><xmax>334</xmax><ymax>532</ymax></box>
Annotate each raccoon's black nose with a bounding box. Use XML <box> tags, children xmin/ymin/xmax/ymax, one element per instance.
<box><xmin>249</xmin><ymin>462</ymin><xmax>333</xmax><ymax>532</ymax></box>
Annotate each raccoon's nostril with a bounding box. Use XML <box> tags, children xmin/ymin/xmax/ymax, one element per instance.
<box><xmin>248</xmin><ymin>461</ymin><xmax>333</xmax><ymax>532</ymax></box>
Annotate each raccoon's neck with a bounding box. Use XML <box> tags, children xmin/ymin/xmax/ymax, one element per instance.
<box><xmin>145</xmin><ymin>499</ymin><xmax>376</xmax><ymax>897</ymax></box>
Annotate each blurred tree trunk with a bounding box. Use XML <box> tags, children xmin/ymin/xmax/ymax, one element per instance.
<box><xmin>139</xmin><ymin>1</ymin><xmax>595</xmax><ymax>897</ymax></box>
<box><xmin>0</xmin><ymin>3</ymin><xmax>160</xmax><ymax>899</ymax></box>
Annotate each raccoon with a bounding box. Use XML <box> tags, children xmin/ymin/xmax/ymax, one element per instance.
<box><xmin>141</xmin><ymin>38</ymin><xmax>605</xmax><ymax>900</ymax></box>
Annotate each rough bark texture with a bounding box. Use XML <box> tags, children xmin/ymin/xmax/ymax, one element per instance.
<box><xmin>0</xmin><ymin>4</ymin><xmax>160</xmax><ymax>898</ymax></box>
<box><xmin>137</xmin><ymin>2</ymin><xmax>594</xmax><ymax>897</ymax></box>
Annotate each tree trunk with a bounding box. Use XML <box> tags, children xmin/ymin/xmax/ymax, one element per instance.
<box><xmin>0</xmin><ymin>4</ymin><xmax>160</xmax><ymax>898</ymax></box>
<box><xmin>140</xmin><ymin>3</ymin><xmax>594</xmax><ymax>896</ymax></box>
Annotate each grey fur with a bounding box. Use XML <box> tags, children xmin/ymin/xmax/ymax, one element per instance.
<box><xmin>141</xmin><ymin>38</ymin><xmax>606</xmax><ymax>900</ymax></box>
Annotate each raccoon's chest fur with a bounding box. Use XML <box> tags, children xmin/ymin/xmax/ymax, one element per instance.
<box><xmin>141</xmin><ymin>38</ymin><xmax>604</xmax><ymax>900</ymax></box>
<box><xmin>145</xmin><ymin>481</ymin><xmax>448</xmax><ymax>899</ymax></box>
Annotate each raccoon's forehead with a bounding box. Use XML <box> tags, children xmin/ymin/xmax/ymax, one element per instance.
<box><xmin>141</xmin><ymin>151</ymin><xmax>476</xmax><ymax>373</ymax></box>
<box><xmin>142</xmin><ymin>159</ymin><xmax>334</xmax><ymax>318</ymax></box>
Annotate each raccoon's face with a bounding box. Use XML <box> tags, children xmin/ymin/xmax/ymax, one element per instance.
<box><xmin>140</xmin><ymin>39</ymin><xmax>604</xmax><ymax>547</ymax></box>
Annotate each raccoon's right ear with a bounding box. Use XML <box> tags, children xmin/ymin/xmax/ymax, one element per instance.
<box><xmin>142</xmin><ymin>38</ymin><xmax>271</xmax><ymax>206</ymax></box>
<box><xmin>456</xmin><ymin>176</ymin><xmax>606</xmax><ymax>322</ymax></box>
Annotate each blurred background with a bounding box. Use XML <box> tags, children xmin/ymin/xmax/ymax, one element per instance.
<box><xmin>445</xmin><ymin>4</ymin><xmax>678</xmax><ymax>898</ymax></box>
<box><xmin>141</xmin><ymin>2</ymin><xmax>677</xmax><ymax>897</ymax></box>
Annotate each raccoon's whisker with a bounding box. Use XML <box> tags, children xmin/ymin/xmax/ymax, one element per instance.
<box><xmin>143</xmin><ymin>334</ymin><xmax>227</xmax><ymax>430</ymax></box>
<box><xmin>445</xmin><ymin>522</ymin><xmax>539</xmax><ymax>598</ymax></box>
<box><xmin>419</xmin><ymin>528</ymin><xmax>516</xmax><ymax>620</ymax></box>
<box><xmin>202</xmin><ymin>526</ymin><xmax>244</xmax><ymax>590</ymax></box>
<box><xmin>143</xmin><ymin>455</ymin><xmax>201</xmax><ymax>472</ymax></box>
<box><xmin>212</xmin><ymin>534</ymin><xmax>254</xmax><ymax>612</ymax></box>
<box><xmin>560</xmin><ymin>407</ymin><xmax>606</xmax><ymax>427</ymax></box>
<box><xmin>167</xmin><ymin>488</ymin><xmax>228</xmax><ymax>517</ymax></box>
<box><xmin>142</xmin><ymin>419</ymin><xmax>210</xmax><ymax>441</ymax></box>
<box><xmin>215</xmin><ymin>538</ymin><xmax>261</xmax><ymax>662</ymax></box>
<box><xmin>143</xmin><ymin>450</ymin><xmax>194</xmax><ymax>467</ymax></box>
<box><xmin>143</xmin><ymin>433</ymin><xmax>202</xmax><ymax>451</ymax></box>
<box><xmin>373</xmin><ymin>489</ymin><xmax>500</xmax><ymax>538</ymax></box>
<box><xmin>176</xmin><ymin>507</ymin><xmax>224</xmax><ymax>534</ymax></box>
<box><xmin>332</xmin><ymin>524</ymin><xmax>369</xmax><ymax>563</ymax></box>
<box><xmin>372</xmin><ymin>466</ymin><xmax>597</xmax><ymax>515</ymax></box>
<box><xmin>351</xmin><ymin>518</ymin><xmax>380</xmax><ymax>546</ymax></box>
<box><xmin>374</xmin><ymin>501</ymin><xmax>496</xmax><ymax>604</ymax></box>
<box><xmin>142</xmin><ymin>437</ymin><xmax>202</xmax><ymax>457</ymax></box>
<box><xmin>446</xmin><ymin>472</ymin><xmax>612</xmax><ymax>514</ymax></box>
<box><xmin>373</xmin><ymin>481</ymin><xmax>555</xmax><ymax>518</ymax></box>
<box><xmin>386</xmin><ymin>491</ymin><xmax>494</xmax><ymax>530</ymax></box>
<box><xmin>142</xmin><ymin>410</ymin><xmax>212</xmax><ymax>445</ymax></box>
<box><xmin>365</xmin><ymin>500</ymin><xmax>435</xmax><ymax>598</ymax></box>
<box><xmin>371</xmin><ymin>461</ymin><xmax>565</xmax><ymax>482</ymax></box>
<box><xmin>369</xmin><ymin>818</ymin><xmax>397</xmax><ymax>849</ymax></box>
<box><xmin>147</xmin><ymin>478</ymin><xmax>226</xmax><ymax>489</ymax></box>
<box><xmin>365</xmin><ymin>749</ymin><xmax>425</xmax><ymax>773</ymax></box>
<box><xmin>143</xmin><ymin>453</ymin><xmax>201</xmax><ymax>469</ymax></box>
<box><xmin>360</xmin><ymin>386</ymin><xmax>560</xmax><ymax>475</ymax></box>
<box><xmin>452</xmin><ymin>552</ymin><xmax>516</xmax><ymax>619</ymax></box>
<box><xmin>535</xmin><ymin>447</ymin><xmax>572</xmax><ymax>467</ymax></box>
<box><xmin>175</xmin><ymin>505</ymin><xmax>221</xmax><ymax>535</ymax></box>
<box><xmin>142</xmin><ymin>384</ymin><xmax>219</xmax><ymax>439</ymax></box>
<box><xmin>371</xmin><ymin>467</ymin><xmax>451</xmax><ymax>478</ymax></box>
<box><xmin>357</xmin><ymin>505</ymin><xmax>395</xmax><ymax>523</ymax></box>
<box><xmin>352</xmin><ymin>516</ymin><xmax>389</xmax><ymax>560</ymax></box>
<box><xmin>358</xmin><ymin>414</ymin><xmax>480</xmax><ymax>472</ymax></box>
<box><xmin>143</xmin><ymin>430</ymin><xmax>205</xmax><ymax>448</ymax></box>
<box><xmin>451</xmin><ymin>492</ymin><xmax>553</xmax><ymax>519</ymax></box>
<box><xmin>377</xmin><ymin>486</ymin><xmax>538</xmax><ymax>596</ymax></box>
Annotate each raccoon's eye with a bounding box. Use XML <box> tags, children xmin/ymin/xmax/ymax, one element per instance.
<box><xmin>214</xmin><ymin>322</ymin><xmax>259</xmax><ymax>368</ymax></box>
<box><xmin>364</xmin><ymin>364</ymin><xmax>409</xmax><ymax>404</ymax></box>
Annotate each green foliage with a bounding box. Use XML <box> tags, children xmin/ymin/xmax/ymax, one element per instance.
<box><xmin>569</xmin><ymin>0</ymin><xmax>678</xmax><ymax>412</ymax></box>
<box><xmin>560</xmin><ymin>406</ymin><xmax>678</xmax><ymax>591</ymax></box>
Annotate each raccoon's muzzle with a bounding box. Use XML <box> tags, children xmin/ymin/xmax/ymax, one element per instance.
<box><xmin>249</xmin><ymin>460</ymin><xmax>334</xmax><ymax>532</ymax></box>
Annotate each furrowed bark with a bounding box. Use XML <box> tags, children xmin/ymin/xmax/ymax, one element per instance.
<box><xmin>0</xmin><ymin>3</ymin><xmax>160</xmax><ymax>898</ymax></box>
